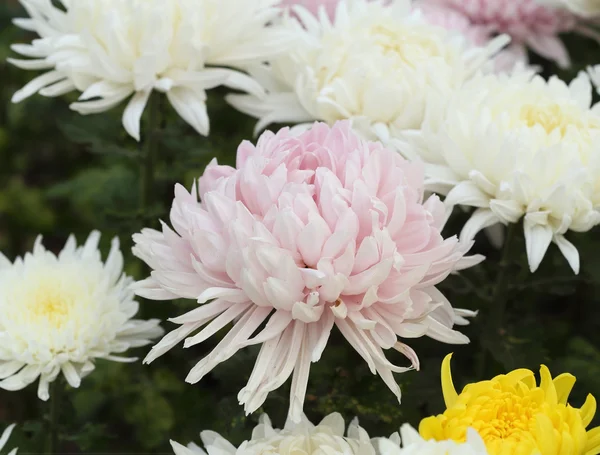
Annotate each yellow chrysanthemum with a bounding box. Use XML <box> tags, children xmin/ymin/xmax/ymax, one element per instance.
<box><xmin>419</xmin><ymin>354</ymin><xmax>600</xmax><ymax>455</ymax></box>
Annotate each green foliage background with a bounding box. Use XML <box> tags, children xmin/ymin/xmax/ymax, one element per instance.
<box><xmin>1</xmin><ymin>2</ymin><xmax>600</xmax><ymax>452</ymax></box>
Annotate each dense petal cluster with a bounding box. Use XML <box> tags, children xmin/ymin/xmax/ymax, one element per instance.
<box><xmin>0</xmin><ymin>424</ymin><xmax>17</xmax><ymax>455</ymax></box>
<box><xmin>0</xmin><ymin>232</ymin><xmax>163</xmax><ymax>400</ymax></box>
<box><xmin>133</xmin><ymin>121</ymin><xmax>481</xmax><ymax>421</ymax></box>
<box><xmin>9</xmin><ymin>0</ymin><xmax>289</xmax><ymax>140</ymax></box>
<box><xmin>419</xmin><ymin>0</ymin><xmax>599</xmax><ymax>69</ymax></box>
<box><xmin>227</xmin><ymin>0</ymin><xmax>507</xmax><ymax>139</ymax></box>
<box><xmin>379</xmin><ymin>424</ymin><xmax>488</xmax><ymax>455</ymax></box>
<box><xmin>171</xmin><ymin>413</ymin><xmax>376</xmax><ymax>455</ymax></box>
<box><xmin>419</xmin><ymin>354</ymin><xmax>600</xmax><ymax>455</ymax></box>
<box><xmin>400</xmin><ymin>69</ymin><xmax>600</xmax><ymax>273</ymax></box>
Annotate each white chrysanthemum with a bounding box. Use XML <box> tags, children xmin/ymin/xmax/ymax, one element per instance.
<box><xmin>378</xmin><ymin>424</ymin><xmax>487</xmax><ymax>455</ymax></box>
<box><xmin>400</xmin><ymin>70</ymin><xmax>600</xmax><ymax>274</ymax></box>
<box><xmin>9</xmin><ymin>0</ymin><xmax>290</xmax><ymax>141</ymax></box>
<box><xmin>0</xmin><ymin>424</ymin><xmax>17</xmax><ymax>455</ymax></box>
<box><xmin>227</xmin><ymin>0</ymin><xmax>508</xmax><ymax>138</ymax></box>
<box><xmin>171</xmin><ymin>413</ymin><xmax>377</xmax><ymax>455</ymax></box>
<box><xmin>0</xmin><ymin>232</ymin><xmax>163</xmax><ymax>400</ymax></box>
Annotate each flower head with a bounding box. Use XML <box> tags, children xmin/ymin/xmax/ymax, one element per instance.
<box><xmin>379</xmin><ymin>424</ymin><xmax>488</xmax><ymax>455</ymax></box>
<box><xmin>419</xmin><ymin>354</ymin><xmax>600</xmax><ymax>455</ymax></box>
<box><xmin>9</xmin><ymin>0</ymin><xmax>289</xmax><ymax>140</ymax></box>
<box><xmin>0</xmin><ymin>232</ymin><xmax>163</xmax><ymax>400</ymax></box>
<box><xmin>0</xmin><ymin>424</ymin><xmax>17</xmax><ymax>455</ymax></box>
<box><xmin>171</xmin><ymin>413</ymin><xmax>376</xmax><ymax>455</ymax></box>
<box><xmin>401</xmin><ymin>69</ymin><xmax>600</xmax><ymax>273</ymax></box>
<box><xmin>133</xmin><ymin>121</ymin><xmax>481</xmax><ymax>421</ymax></box>
<box><xmin>226</xmin><ymin>0</ymin><xmax>507</xmax><ymax>139</ymax></box>
<box><xmin>420</xmin><ymin>0</ymin><xmax>598</xmax><ymax>69</ymax></box>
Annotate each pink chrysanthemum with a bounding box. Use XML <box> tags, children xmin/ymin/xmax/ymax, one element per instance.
<box><xmin>132</xmin><ymin>121</ymin><xmax>482</xmax><ymax>422</ymax></box>
<box><xmin>419</xmin><ymin>0</ymin><xmax>598</xmax><ymax>69</ymax></box>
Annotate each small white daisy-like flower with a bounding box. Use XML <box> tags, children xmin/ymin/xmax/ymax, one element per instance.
<box><xmin>171</xmin><ymin>413</ymin><xmax>377</xmax><ymax>455</ymax></box>
<box><xmin>9</xmin><ymin>0</ymin><xmax>290</xmax><ymax>140</ymax></box>
<box><xmin>378</xmin><ymin>424</ymin><xmax>487</xmax><ymax>455</ymax></box>
<box><xmin>227</xmin><ymin>0</ymin><xmax>508</xmax><ymax>139</ymax></box>
<box><xmin>0</xmin><ymin>231</ymin><xmax>163</xmax><ymax>400</ymax></box>
<box><xmin>400</xmin><ymin>69</ymin><xmax>600</xmax><ymax>274</ymax></box>
<box><xmin>0</xmin><ymin>424</ymin><xmax>18</xmax><ymax>455</ymax></box>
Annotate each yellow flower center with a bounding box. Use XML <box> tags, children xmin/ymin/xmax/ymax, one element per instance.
<box><xmin>520</xmin><ymin>103</ymin><xmax>584</xmax><ymax>136</ymax></box>
<box><xmin>419</xmin><ymin>354</ymin><xmax>600</xmax><ymax>455</ymax></box>
<box><xmin>25</xmin><ymin>282</ymin><xmax>74</xmax><ymax>329</ymax></box>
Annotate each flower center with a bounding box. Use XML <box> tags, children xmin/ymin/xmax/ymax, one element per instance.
<box><xmin>369</xmin><ymin>24</ymin><xmax>440</xmax><ymax>66</ymax></box>
<box><xmin>472</xmin><ymin>393</ymin><xmax>537</xmax><ymax>441</ymax></box>
<box><xmin>27</xmin><ymin>284</ymin><xmax>73</xmax><ymax>328</ymax></box>
<box><xmin>519</xmin><ymin>103</ymin><xmax>582</xmax><ymax>135</ymax></box>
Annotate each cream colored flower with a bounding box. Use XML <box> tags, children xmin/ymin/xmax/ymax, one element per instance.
<box><xmin>379</xmin><ymin>424</ymin><xmax>488</xmax><ymax>455</ymax></box>
<box><xmin>227</xmin><ymin>0</ymin><xmax>508</xmax><ymax>139</ymax></box>
<box><xmin>9</xmin><ymin>0</ymin><xmax>289</xmax><ymax>140</ymax></box>
<box><xmin>400</xmin><ymin>70</ymin><xmax>600</xmax><ymax>273</ymax></box>
<box><xmin>0</xmin><ymin>232</ymin><xmax>163</xmax><ymax>400</ymax></box>
<box><xmin>171</xmin><ymin>413</ymin><xmax>377</xmax><ymax>455</ymax></box>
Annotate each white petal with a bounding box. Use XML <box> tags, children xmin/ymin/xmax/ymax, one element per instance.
<box><xmin>122</xmin><ymin>90</ymin><xmax>152</xmax><ymax>141</ymax></box>
<box><xmin>459</xmin><ymin>209</ymin><xmax>501</xmax><ymax>243</ymax></box>
<box><xmin>524</xmin><ymin>219</ymin><xmax>553</xmax><ymax>273</ymax></box>
<box><xmin>554</xmin><ymin>235</ymin><xmax>580</xmax><ymax>274</ymax></box>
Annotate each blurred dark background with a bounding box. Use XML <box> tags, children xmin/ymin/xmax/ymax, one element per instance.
<box><xmin>1</xmin><ymin>1</ymin><xmax>599</xmax><ymax>452</ymax></box>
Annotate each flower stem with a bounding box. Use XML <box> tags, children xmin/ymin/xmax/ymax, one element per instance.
<box><xmin>476</xmin><ymin>222</ymin><xmax>519</xmax><ymax>378</ymax></box>
<box><xmin>46</xmin><ymin>379</ymin><xmax>61</xmax><ymax>455</ymax></box>
<box><xmin>139</xmin><ymin>93</ymin><xmax>161</xmax><ymax>215</ymax></box>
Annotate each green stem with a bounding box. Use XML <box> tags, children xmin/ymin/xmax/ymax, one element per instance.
<box><xmin>140</xmin><ymin>93</ymin><xmax>161</xmax><ymax>215</ymax></box>
<box><xmin>476</xmin><ymin>222</ymin><xmax>519</xmax><ymax>378</ymax></box>
<box><xmin>46</xmin><ymin>379</ymin><xmax>61</xmax><ymax>455</ymax></box>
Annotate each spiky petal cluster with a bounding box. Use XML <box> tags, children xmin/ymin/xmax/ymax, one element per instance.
<box><xmin>0</xmin><ymin>232</ymin><xmax>163</xmax><ymax>400</ymax></box>
<box><xmin>226</xmin><ymin>0</ymin><xmax>507</xmax><ymax>140</ymax></box>
<box><xmin>9</xmin><ymin>0</ymin><xmax>289</xmax><ymax>140</ymax></box>
<box><xmin>133</xmin><ymin>121</ymin><xmax>481</xmax><ymax>422</ymax></box>
<box><xmin>171</xmin><ymin>413</ymin><xmax>376</xmax><ymax>455</ymax></box>
<box><xmin>419</xmin><ymin>354</ymin><xmax>600</xmax><ymax>455</ymax></box>
<box><xmin>379</xmin><ymin>424</ymin><xmax>488</xmax><ymax>455</ymax></box>
<box><xmin>418</xmin><ymin>0</ymin><xmax>599</xmax><ymax>69</ymax></box>
<box><xmin>400</xmin><ymin>69</ymin><xmax>600</xmax><ymax>274</ymax></box>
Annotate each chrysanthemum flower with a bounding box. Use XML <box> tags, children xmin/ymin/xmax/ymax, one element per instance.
<box><xmin>418</xmin><ymin>0</ymin><xmax>599</xmax><ymax>69</ymax></box>
<box><xmin>0</xmin><ymin>424</ymin><xmax>17</xmax><ymax>455</ymax></box>
<box><xmin>400</xmin><ymin>69</ymin><xmax>600</xmax><ymax>273</ymax></box>
<box><xmin>9</xmin><ymin>0</ymin><xmax>289</xmax><ymax>141</ymax></box>
<box><xmin>133</xmin><ymin>121</ymin><xmax>481</xmax><ymax>421</ymax></box>
<box><xmin>171</xmin><ymin>413</ymin><xmax>376</xmax><ymax>455</ymax></box>
<box><xmin>0</xmin><ymin>232</ymin><xmax>163</xmax><ymax>400</ymax></box>
<box><xmin>379</xmin><ymin>424</ymin><xmax>488</xmax><ymax>455</ymax></box>
<box><xmin>226</xmin><ymin>0</ymin><xmax>507</xmax><ymax>139</ymax></box>
<box><xmin>419</xmin><ymin>354</ymin><xmax>600</xmax><ymax>455</ymax></box>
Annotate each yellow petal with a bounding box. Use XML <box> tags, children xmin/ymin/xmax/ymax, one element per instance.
<box><xmin>553</xmin><ymin>373</ymin><xmax>576</xmax><ymax>404</ymax></box>
<box><xmin>581</xmin><ymin>394</ymin><xmax>597</xmax><ymax>428</ymax></box>
<box><xmin>505</xmin><ymin>368</ymin><xmax>536</xmax><ymax>387</ymax></box>
<box><xmin>535</xmin><ymin>413</ymin><xmax>558</xmax><ymax>455</ymax></box>
<box><xmin>540</xmin><ymin>365</ymin><xmax>558</xmax><ymax>405</ymax></box>
<box><xmin>419</xmin><ymin>416</ymin><xmax>444</xmax><ymax>440</ymax></box>
<box><xmin>559</xmin><ymin>430</ymin><xmax>574</xmax><ymax>455</ymax></box>
<box><xmin>585</xmin><ymin>426</ymin><xmax>600</xmax><ymax>455</ymax></box>
<box><xmin>441</xmin><ymin>353</ymin><xmax>458</xmax><ymax>409</ymax></box>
